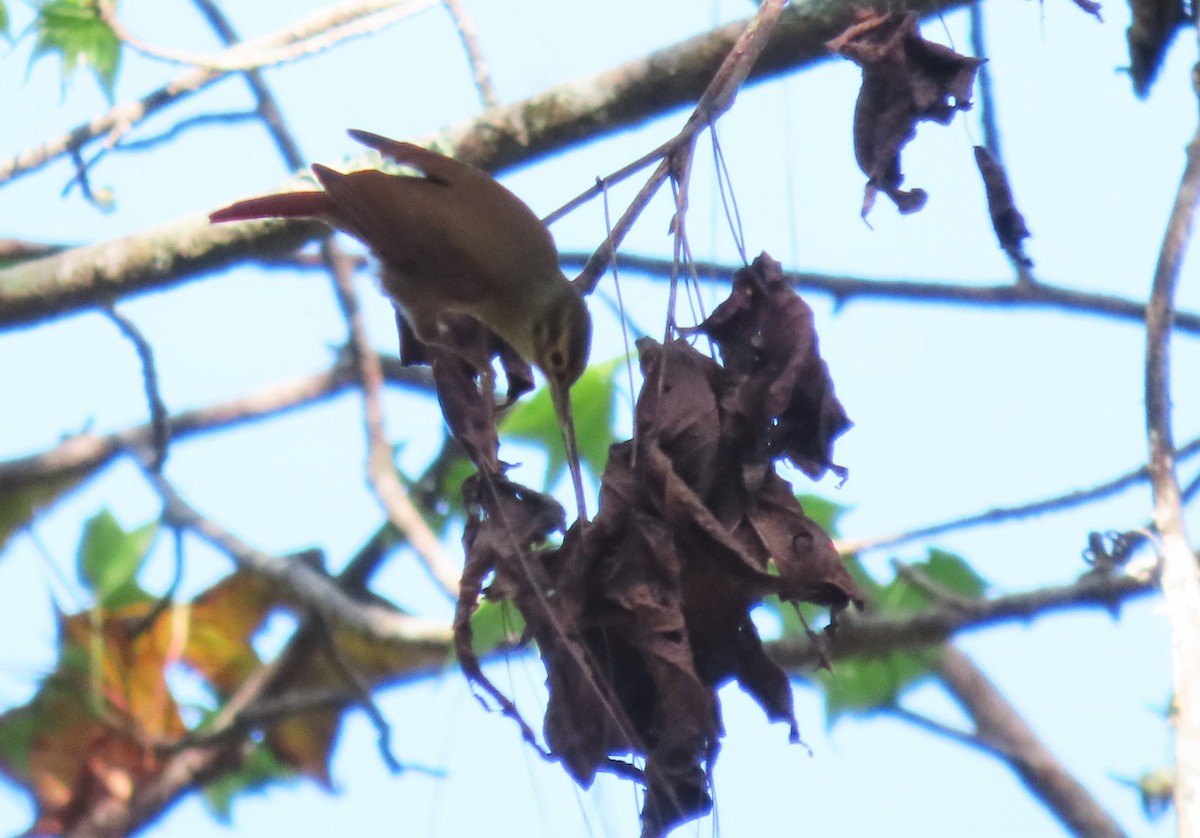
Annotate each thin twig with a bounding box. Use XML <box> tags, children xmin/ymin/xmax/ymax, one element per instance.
<box><xmin>557</xmin><ymin>252</ymin><xmax>1200</xmax><ymax>336</ymax></box>
<box><xmin>574</xmin><ymin>0</ymin><xmax>788</xmax><ymax>294</ymax></box>
<box><xmin>968</xmin><ymin>0</ymin><xmax>1001</xmax><ymax>163</ymax></box>
<box><xmin>95</xmin><ymin>0</ymin><xmax>436</xmax><ymax>74</ymax></box>
<box><xmin>835</xmin><ymin>433</ymin><xmax>1200</xmax><ymax>554</ymax></box>
<box><xmin>0</xmin><ymin>0</ymin><xmax>438</xmax><ymax>187</ymax></box>
<box><xmin>888</xmin><ymin>703</ymin><xmax>1002</xmax><ymax>756</ymax></box>
<box><xmin>115</xmin><ymin>110</ymin><xmax>260</xmax><ymax>153</ymax></box>
<box><xmin>189</xmin><ymin>0</ymin><xmax>305</xmax><ymax>169</ymax></box>
<box><xmin>324</xmin><ymin>244</ymin><xmax>462</xmax><ymax>598</ymax></box>
<box><xmin>1142</xmin><ymin>82</ymin><xmax>1200</xmax><ymax>833</ymax></box>
<box><xmin>441</xmin><ymin>0</ymin><xmax>499</xmax><ymax>108</ymax></box>
<box><xmin>145</xmin><ymin>467</ymin><xmax>453</xmax><ymax>645</ymax></box>
<box><xmin>316</xmin><ymin>618</ymin><xmax>403</xmax><ymax>772</ymax></box>
<box><xmin>891</xmin><ymin>560</ymin><xmax>979</xmax><ymax>610</ymax></box>
<box><xmin>103</xmin><ymin>306</ymin><xmax>170</xmax><ymax>472</ymax></box>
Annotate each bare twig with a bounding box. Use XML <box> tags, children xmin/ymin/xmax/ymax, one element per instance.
<box><xmin>0</xmin><ymin>0</ymin><xmax>438</xmax><ymax>188</ymax></box>
<box><xmin>316</xmin><ymin>618</ymin><xmax>403</xmax><ymax>772</ymax></box>
<box><xmin>891</xmin><ymin>560</ymin><xmax>979</xmax><ymax>610</ymax></box>
<box><xmin>115</xmin><ymin>110</ymin><xmax>260</xmax><ymax>153</ymax></box>
<box><xmin>159</xmin><ymin>687</ymin><xmax>359</xmax><ymax>752</ymax></box>
<box><xmin>558</xmin><ymin>252</ymin><xmax>1200</xmax><ymax>336</ymax></box>
<box><xmin>937</xmin><ymin>646</ymin><xmax>1129</xmax><ymax>837</ymax></box>
<box><xmin>96</xmin><ymin>0</ymin><xmax>435</xmax><ymax>74</ymax></box>
<box><xmin>192</xmin><ymin>0</ymin><xmax>459</xmax><ymax>597</ymax></box>
<box><xmin>888</xmin><ymin>703</ymin><xmax>1001</xmax><ymax>755</ymax></box>
<box><xmin>968</xmin><ymin>0</ymin><xmax>1002</xmax><ymax>165</ymax></box>
<box><xmin>835</xmin><ymin>433</ymin><xmax>1200</xmax><ymax>554</ymax></box>
<box><xmin>0</xmin><ymin>354</ymin><xmax>433</xmax><ymax>497</ymax></box>
<box><xmin>103</xmin><ymin>307</ymin><xmax>170</xmax><ymax>472</ymax></box>
<box><xmin>146</xmin><ymin>468</ymin><xmax>453</xmax><ymax>646</ymax></box>
<box><xmin>441</xmin><ymin>0</ymin><xmax>499</xmax><ymax>108</ymax></box>
<box><xmin>1142</xmin><ymin>86</ymin><xmax>1200</xmax><ymax>833</ymax></box>
<box><xmin>323</xmin><ymin>244</ymin><xmax>462</xmax><ymax>598</ymax></box>
<box><xmin>575</xmin><ymin>0</ymin><xmax>788</xmax><ymax>294</ymax></box>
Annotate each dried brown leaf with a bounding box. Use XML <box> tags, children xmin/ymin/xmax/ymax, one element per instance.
<box><xmin>974</xmin><ymin>146</ymin><xmax>1032</xmax><ymax>267</ymax></box>
<box><xmin>701</xmin><ymin>254</ymin><xmax>852</xmax><ymax>480</ymax></box>
<box><xmin>827</xmin><ymin>11</ymin><xmax>985</xmax><ymax>217</ymax></box>
<box><xmin>1125</xmin><ymin>0</ymin><xmax>1187</xmax><ymax>96</ymax></box>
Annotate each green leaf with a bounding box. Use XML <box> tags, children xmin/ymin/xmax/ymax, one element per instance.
<box><xmin>452</xmin><ymin>599</ymin><xmax>525</xmax><ymax>662</ymax></box>
<box><xmin>77</xmin><ymin>509</ymin><xmax>157</xmax><ymax>608</ymax></box>
<box><xmin>0</xmin><ymin>2</ymin><xmax>10</xmax><ymax>39</ymax></box>
<box><xmin>920</xmin><ymin>548</ymin><xmax>988</xmax><ymax>598</ymax></box>
<box><xmin>0</xmin><ymin>704</ymin><xmax>39</xmax><ymax>776</ymax></box>
<box><xmin>31</xmin><ymin>0</ymin><xmax>122</xmax><ymax>98</ymax></box>
<box><xmin>501</xmin><ymin>357</ymin><xmax>623</xmax><ymax>489</ymax></box>
<box><xmin>875</xmin><ymin>548</ymin><xmax>987</xmax><ymax>614</ymax></box>
<box><xmin>815</xmin><ymin>647</ymin><xmax>939</xmax><ymax>724</ymax></box>
<box><xmin>201</xmin><ymin>741</ymin><xmax>297</xmax><ymax>823</ymax></box>
<box><xmin>795</xmin><ymin>493</ymin><xmax>850</xmax><ymax>538</ymax></box>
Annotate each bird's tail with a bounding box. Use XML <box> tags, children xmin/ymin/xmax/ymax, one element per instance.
<box><xmin>209</xmin><ymin>190</ymin><xmax>333</xmax><ymax>224</ymax></box>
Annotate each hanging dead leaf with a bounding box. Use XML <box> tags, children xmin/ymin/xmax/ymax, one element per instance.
<box><xmin>974</xmin><ymin>146</ymin><xmax>1033</xmax><ymax>268</ymax></box>
<box><xmin>700</xmin><ymin>254</ymin><xmax>852</xmax><ymax>481</ymax></box>
<box><xmin>827</xmin><ymin>11</ymin><xmax>985</xmax><ymax>217</ymax></box>
<box><xmin>1125</xmin><ymin>0</ymin><xmax>1187</xmax><ymax>96</ymax></box>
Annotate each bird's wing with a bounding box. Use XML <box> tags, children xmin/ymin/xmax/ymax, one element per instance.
<box><xmin>209</xmin><ymin>191</ymin><xmax>333</xmax><ymax>224</ymax></box>
<box><xmin>348</xmin><ymin>130</ymin><xmax>472</xmax><ymax>186</ymax></box>
<box><xmin>310</xmin><ymin>164</ymin><xmax>444</xmax><ymax>253</ymax></box>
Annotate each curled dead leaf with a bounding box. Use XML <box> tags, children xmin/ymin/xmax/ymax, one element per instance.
<box><xmin>827</xmin><ymin>11</ymin><xmax>985</xmax><ymax>217</ymax></box>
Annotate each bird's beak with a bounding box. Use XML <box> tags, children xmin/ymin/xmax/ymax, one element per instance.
<box><xmin>549</xmin><ymin>378</ymin><xmax>588</xmax><ymax>524</ymax></box>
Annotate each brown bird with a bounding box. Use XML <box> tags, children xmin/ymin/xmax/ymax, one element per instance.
<box><xmin>210</xmin><ymin>130</ymin><xmax>592</xmax><ymax>519</ymax></box>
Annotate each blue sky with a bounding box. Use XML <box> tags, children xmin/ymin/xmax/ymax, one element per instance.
<box><xmin>0</xmin><ymin>0</ymin><xmax>1195</xmax><ymax>835</ymax></box>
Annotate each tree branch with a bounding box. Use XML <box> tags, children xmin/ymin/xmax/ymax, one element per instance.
<box><xmin>96</xmin><ymin>0</ymin><xmax>435</xmax><ymax>74</ymax></box>
<box><xmin>769</xmin><ymin>571</ymin><xmax>1154</xmax><ymax>669</ymax></box>
<box><xmin>558</xmin><ymin>252</ymin><xmax>1200</xmax><ymax>336</ymax></box>
<box><xmin>0</xmin><ymin>0</ymin><xmax>438</xmax><ymax>188</ymax></box>
<box><xmin>0</xmin><ymin>0</ymin><xmax>968</xmax><ymax>331</ymax></box>
<box><xmin>441</xmin><ymin>0</ymin><xmax>498</xmax><ymax>108</ymax></box>
<box><xmin>1142</xmin><ymin>76</ymin><xmax>1200</xmax><ymax>834</ymax></box>
<box><xmin>936</xmin><ymin>646</ymin><xmax>1129</xmax><ymax>837</ymax></box>
<box><xmin>147</xmin><ymin>469</ymin><xmax>453</xmax><ymax>646</ymax></box>
<box><xmin>0</xmin><ymin>354</ymin><xmax>432</xmax><ymax>498</ymax></box>
<box><xmin>836</xmin><ymin>433</ymin><xmax>1200</xmax><ymax>555</ymax></box>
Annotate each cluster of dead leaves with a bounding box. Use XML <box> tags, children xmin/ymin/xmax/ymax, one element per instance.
<box><xmin>447</xmin><ymin>254</ymin><xmax>863</xmax><ymax>837</ymax></box>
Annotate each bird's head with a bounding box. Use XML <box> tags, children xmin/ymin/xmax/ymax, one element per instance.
<box><xmin>531</xmin><ymin>281</ymin><xmax>592</xmax><ymax>522</ymax></box>
<box><xmin>531</xmin><ymin>281</ymin><xmax>592</xmax><ymax>389</ymax></box>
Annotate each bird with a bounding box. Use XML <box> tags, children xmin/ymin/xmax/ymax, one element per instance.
<box><xmin>209</xmin><ymin>129</ymin><xmax>592</xmax><ymax>520</ymax></box>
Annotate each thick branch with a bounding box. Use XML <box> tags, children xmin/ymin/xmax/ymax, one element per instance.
<box><xmin>770</xmin><ymin>571</ymin><xmax>1154</xmax><ymax>669</ymax></box>
<box><xmin>0</xmin><ymin>0</ymin><xmax>967</xmax><ymax>331</ymax></box>
<box><xmin>937</xmin><ymin>647</ymin><xmax>1129</xmax><ymax>837</ymax></box>
<box><xmin>0</xmin><ymin>354</ymin><xmax>432</xmax><ymax>496</ymax></box>
<box><xmin>1143</xmin><ymin>100</ymin><xmax>1200</xmax><ymax>832</ymax></box>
